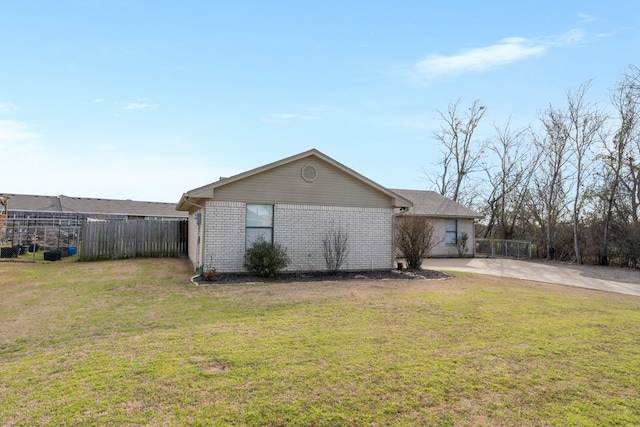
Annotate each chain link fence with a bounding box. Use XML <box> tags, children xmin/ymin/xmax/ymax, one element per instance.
<box><xmin>475</xmin><ymin>239</ymin><xmax>532</xmax><ymax>259</ymax></box>
<box><xmin>0</xmin><ymin>217</ymin><xmax>81</xmax><ymax>259</ymax></box>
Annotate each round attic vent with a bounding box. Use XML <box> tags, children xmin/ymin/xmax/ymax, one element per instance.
<box><xmin>301</xmin><ymin>165</ymin><xmax>318</xmax><ymax>182</ymax></box>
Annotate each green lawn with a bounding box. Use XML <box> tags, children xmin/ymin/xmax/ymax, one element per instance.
<box><xmin>1</xmin><ymin>258</ymin><xmax>639</xmax><ymax>426</ymax></box>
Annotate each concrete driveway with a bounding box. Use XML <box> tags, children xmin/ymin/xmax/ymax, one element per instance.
<box><xmin>422</xmin><ymin>258</ymin><xmax>640</xmax><ymax>297</ymax></box>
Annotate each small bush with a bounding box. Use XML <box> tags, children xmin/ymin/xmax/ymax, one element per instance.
<box><xmin>456</xmin><ymin>231</ymin><xmax>469</xmax><ymax>257</ymax></box>
<box><xmin>395</xmin><ymin>216</ymin><xmax>442</xmax><ymax>270</ymax></box>
<box><xmin>322</xmin><ymin>225</ymin><xmax>350</xmax><ymax>273</ymax></box>
<box><xmin>201</xmin><ymin>268</ymin><xmax>217</xmax><ymax>281</ymax></box>
<box><xmin>243</xmin><ymin>237</ymin><xmax>290</xmax><ymax>278</ymax></box>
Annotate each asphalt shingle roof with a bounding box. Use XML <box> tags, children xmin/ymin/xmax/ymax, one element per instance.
<box><xmin>2</xmin><ymin>189</ymin><xmax>477</xmax><ymax>220</ymax></box>
<box><xmin>390</xmin><ymin>189</ymin><xmax>483</xmax><ymax>219</ymax></box>
<box><xmin>0</xmin><ymin>193</ymin><xmax>186</xmax><ymax>218</ymax></box>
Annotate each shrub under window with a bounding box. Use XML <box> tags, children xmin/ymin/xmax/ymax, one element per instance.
<box><xmin>243</xmin><ymin>236</ymin><xmax>290</xmax><ymax>278</ymax></box>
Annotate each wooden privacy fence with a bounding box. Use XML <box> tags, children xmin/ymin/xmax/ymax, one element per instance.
<box><xmin>79</xmin><ymin>220</ymin><xmax>188</xmax><ymax>261</ymax></box>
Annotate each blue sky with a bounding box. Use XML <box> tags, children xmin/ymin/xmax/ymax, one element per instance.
<box><xmin>1</xmin><ymin>1</ymin><xmax>638</xmax><ymax>202</ymax></box>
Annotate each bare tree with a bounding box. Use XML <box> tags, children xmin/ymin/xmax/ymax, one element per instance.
<box><xmin>427</xmin><ymin>99</ymin><xmax>487</xmax><ymax>205</ymax></box>
<box><xmin>419</xmin><ymin>65</ymin><xmax>640</xmax><ymax>265</ymax></box>
<box><xmin>565</xmin><ymin>81</ymin><xmax>607</xmax><ymax>264</ymax></box>
<box><xmin>535</xmin><ymin>105</ymin><xmax>573</xmax><ymax>260</ymax></box>
<box><xmin>322</xmin><ymin>225</ymin><xmax>350</xmax><ymax>273</ymax></box>
<box><xmin>616</xmin><ymin>67</ymin><xmax>640</xmax><ymax>223</ymax></box>
<box><xmin>600</xmin><ymin>65</ymin><xmax>640</xmax><ymax>265</ymax></box>
<box><xmin>482</xmin><ymin>119</ymin><xmax>538</xmax><ymax>240</ymax></box>
<box><xmin>395</xmin><ymin>216</ymin><xmax>442</xmax><ymax>270</ymax></box>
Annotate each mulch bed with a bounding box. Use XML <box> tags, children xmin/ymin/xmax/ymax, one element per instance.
<box><xmin>193</xmin><ymin>269</ymin><xmax>451</xmax><ymax>285</ymax></box>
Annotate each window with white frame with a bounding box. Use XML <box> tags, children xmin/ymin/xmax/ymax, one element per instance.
<box><xmin>246</xmin><ymin>204</ymin><xmax>274</xmax><ymax>248</ymax></box>
<box><xmin>445</xmin><ymin>219</ymin><xmax>457</xmax><ymax>244</ymax></box>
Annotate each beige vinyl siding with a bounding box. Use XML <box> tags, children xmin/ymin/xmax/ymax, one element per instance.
<box><xmin>211</xmin><ymin>158</ymin><xmax>393</xmax><ymax>208</ymax></box>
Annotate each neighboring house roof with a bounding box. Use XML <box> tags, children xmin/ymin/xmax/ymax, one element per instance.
<box><xmin>391</xmin><ymin>189</ymin><xmax>483</xmax><ymax>219</ymax></box>
<box><xmin>177</xmin><ymin>148</ymin><xmax>413</xmax><ymax>210</ymax></box>
<box><xmin>0</xmin><ymin>194</ymin><xmax>62</xmax><ymax>212</ymax></box>
<box><xmin>0</xmin><ymin>193</ymin><xmax>187</xmax><ymax>218</ymax></box>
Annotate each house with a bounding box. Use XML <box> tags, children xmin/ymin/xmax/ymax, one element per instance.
<box><xmin>391</xmin><ymin>189</ymin><xmax>483</xmax><ymax>257</ymax></box>
<box><xmin>176</xmin><ymin>149</ymin><xmax>413</xmax><ymax>273</ymax></box>
<box><xmin>0</xmin><ymin>193</ymin><xmax>187</xmax><ymax>223</ymax></box>
<box><xmin>0</xmin><ymin>193</ymin><xmax>187</xmax><ymax>250</ymax></box>
<box><xmin>176</xmin><ymin>150</ymin><xmax>486</xmax><ymax>273</ymax></box>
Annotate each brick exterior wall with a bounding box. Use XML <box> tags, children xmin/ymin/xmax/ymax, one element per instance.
<box><xmin>201</xmin><ymin>201</ymin><xmax>394</xmax><ymax>273</ymax></box>
<box><xmin>203</xmin><ymin>200</ymin><xmax>246</xmax><ymax>273</ymax></box>
<box><xmin>275</xmin><ymin>204</ymin><xmax>394</xmax><ymax>272</ymax></box>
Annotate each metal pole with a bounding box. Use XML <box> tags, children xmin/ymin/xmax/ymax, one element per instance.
<box><xmin>75</xmin><ymin>217</ymin><xmax>80</xmax><ymax>262</ymax></box>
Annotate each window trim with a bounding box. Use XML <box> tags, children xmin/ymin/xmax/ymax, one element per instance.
<box><xmin>445</xmin><ymin>219</ymin><xmax>457</xmax><ymax>245</ymax></box>
<box><xmin>246</xmin><ymin>204</ymin><xmax>274</xmax><ymax>248</ymax></box>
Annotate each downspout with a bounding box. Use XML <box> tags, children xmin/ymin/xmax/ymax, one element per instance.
<box><xmin>195</xmin><ymin>213</ymin><xmax>202</xmax><ymax>273</ymax></box>
<box><xmin>391</xmin><ymin>212</ymin><xmax>396</xmax><ymax>269</ymax></box>
<box><xmin>392</xmin><ymin>210</ymin><xmax>400</xmax><ymax>269</ymax></box>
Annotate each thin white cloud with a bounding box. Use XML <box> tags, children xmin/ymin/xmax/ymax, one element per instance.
<box><xmin>415</xmin><ymin>29</ymin><xmax>587</xmax><ymax>81</ymax></box>
<box><xmin>579</xmin><ymin>13</ymin><xmax>596</xmax><ymax>24</ymax></box>
<box><xmin>260</xmin><ymin>112</ymin><xmax>320</xmax><ymax>123</ymax></box>
<box><xmin>120</xmin><ymin>96</ymin><xmax>157</xmax><ymax>111</ymax></box>
<box><xmin>122</xmin><ymin>102</ymin><xmax>155</xmax><ymax>110</ymax></box>
<box><xmin>261</xmin><ymin>104</ymin><xmax>332</xmax><ymax>122</ymax></box>
<box><xmin>0</xmin><ymin>120</ymin><xmax>40</xmax><ymax>143</ymax></box>
<box><xmin>553</xmin><ymin>28</ymin><xmax>587</xmax><ymax>46</ymax></box>
<box><xmin>308</xmin><ymin>104</ymin><xmax>330</xmax><ymax>112</ymax></box>
<box><xmin>89</xmin><ymin>98</ymin><xmax>104</xmax><ymax>104</ymax></box>
<box><xmin>0</xmin><ymin>102</ymin><xmax>20</xmax><ymax>114</ymax></box>
<box><xmin>416</xmin><ymin>37</ymin><xmax>547</xmax><ymax>80</ymax></box>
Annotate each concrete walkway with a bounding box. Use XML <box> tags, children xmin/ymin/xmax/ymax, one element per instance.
<box><xmin>422</xmin><ymin>258</ymin><xmax>640</xmax><ymax>297</ymax></box>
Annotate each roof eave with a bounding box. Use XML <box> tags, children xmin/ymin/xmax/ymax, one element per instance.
<box><xmin>176</xmin><ymin>193</ymin><xmax>207</xmax><ymax>211</ymax></box>
<box><xmin>397</xmin><ymin>211</ymin><xmax>484</xmax><ymax>220</ymax></box>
